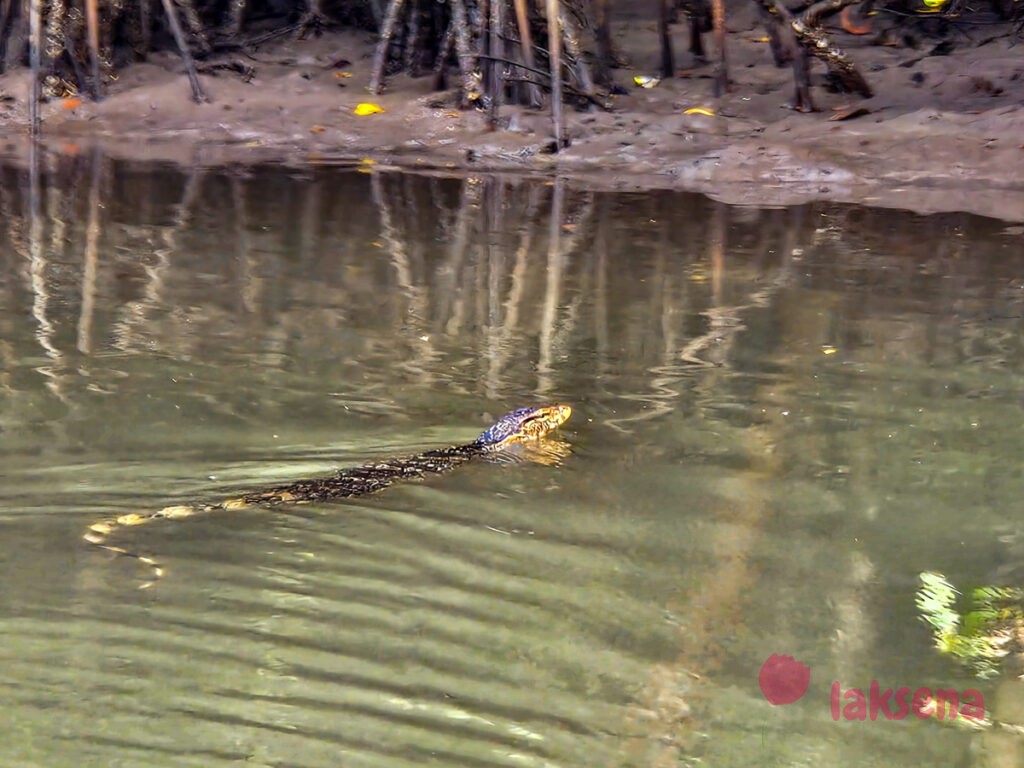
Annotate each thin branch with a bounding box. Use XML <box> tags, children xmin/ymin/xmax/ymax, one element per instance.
<box><xmin>477</xmin><ymin>54</ymin><xmax>611</xmax><ymax>110</ymax></box>
<box><xmin>159</xmin><ymin>0</ymin><xmax>208</xmax><ymax>102</ymax></box>
<box><xmin>545</xmin><ymin>0</ymin><xmax>562</xmax><ymax>147</ymax></box>
<box><xmin>368</xmin><ymin>0</ymin><xmax>405</xmax><ymax>94</ymax></box>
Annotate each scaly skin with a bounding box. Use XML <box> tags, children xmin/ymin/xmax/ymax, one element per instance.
<box><xmin>85</xmin><ymin>404</ymin><xmax>572</xmax><ymax>584</ymax></box>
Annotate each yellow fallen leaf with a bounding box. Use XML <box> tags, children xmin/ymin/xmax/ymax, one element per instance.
<box><xmin>334</xmin><ymin>71</ymin><xmax>353</xmax><ymax>78</ymax></box>
<box><xmin>633</xmin><ymin>75</ymin><xmax>660</xmax><ymax>89</ymax></box>
<box><xmin>822</xmin><ymin>345</ymin><xmax>837</xmax><ymax>355</ymax></box>
<box><xmin>354</xmin><ymin>102</ymin><xmax>385</xmax><ymax>116</ymax></box>
<box><xmin>683</xmin><ymin>107</ymin><xmax>715</xmax><ymax>116</ymax></box>
<box><xmin>359</xmin><ymin>157</ymin><xmax>376</xmax><ymax>166</ymax></box>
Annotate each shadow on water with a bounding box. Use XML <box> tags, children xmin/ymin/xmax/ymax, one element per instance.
<box><xmin>1</xmin><ymin>150</ymin><xmax>1024</xmax><ymax>766</ymax></box>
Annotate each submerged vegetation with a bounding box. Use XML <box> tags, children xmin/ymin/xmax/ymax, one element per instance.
<box><xmin>917</xmin><ymin>571</ymin><xmax>1024</xmax><ymax>679</ymax></box>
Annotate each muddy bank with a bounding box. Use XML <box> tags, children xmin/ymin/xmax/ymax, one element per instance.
<box><xmin>0</xmin><ymin>19</ymin><xmax>1022</xmax><ymax>220</ymax></box>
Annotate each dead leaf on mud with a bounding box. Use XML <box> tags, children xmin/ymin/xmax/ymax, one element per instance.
<box><xmin>839</xmin><ymin>7</ymin><xmax>873</xmax><ymax>35</ymax></box>
<box><xmin>829</xmin><ymin>106</ymin><xmax>872</xmax><ymax>121</ymax></box>
<box><xmin>309</xmin><ymin>124</ymin><xmax>327</xmax><ymax>133</ymax></box>
<box><xmin>633</xmin><ymin>75</ymin><xmax>660</xmax><ymax>89</ymax></box>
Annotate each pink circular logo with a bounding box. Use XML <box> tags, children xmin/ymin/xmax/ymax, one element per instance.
<box><xmin>759</xmin><ymin>654</ymin><xmax>811</xmax><ymax>705</ymax></box>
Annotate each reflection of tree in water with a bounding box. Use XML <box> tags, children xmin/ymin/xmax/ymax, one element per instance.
<box><xmin>4</xmin><ymin>152</ymin><xmax>1024</xmax><ymax>764</ymax></box>
<box><xmin>2</xmin><ymin>153</ymin><xmax>1023</xmax><ymax>433</ymax></box>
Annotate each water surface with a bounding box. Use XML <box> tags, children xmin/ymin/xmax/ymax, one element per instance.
<box><xmin>1</xmin><ymin>156</ymin><xmax>1022</xmax><ymax>767</ymax></box>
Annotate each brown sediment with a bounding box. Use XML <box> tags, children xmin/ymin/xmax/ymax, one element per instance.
<box><xmin>0</xmin><ymin>13</ymin><xmax>1022</xmax><ymax>220</ymax></box>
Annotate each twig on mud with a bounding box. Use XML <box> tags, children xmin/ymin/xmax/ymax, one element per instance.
<box><xmin>242</xmin><ymin>23</ymin><xmax>303</xmax><ymax>47</ymax></box>
<box><xmin>196</xmin><ymin>59</ymin><xmax>256</xmax><ymax>81</ymax></box>
<box><xmin>476</xmin><ymin>54</ymin><xmax>612</xmax><ymax>110</ymax></box>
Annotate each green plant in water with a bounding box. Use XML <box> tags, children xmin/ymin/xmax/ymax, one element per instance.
<box><xmin>916</xmin><ymin>571</ymin><xmax>1024</xmax><ymax>679</ymax></box>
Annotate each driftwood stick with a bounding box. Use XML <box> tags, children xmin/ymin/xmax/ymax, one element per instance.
<box><xmin>802</xmin><ymin>0</ymin><xmax>859</xmax><ymax>25</ymax></box>
<box><xmin>792</xmin><ymin>11</ymin><xmax>872</xmax><ymax>96</ymax></box>
<box><xmin>754</xmin><ymin>0</ymin><xmax>870</xmax><ymax>108</ymax></box>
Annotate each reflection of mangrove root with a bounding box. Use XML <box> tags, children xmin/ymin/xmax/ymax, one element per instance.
<box><xmin>679</xmin><ymin>307</ymin><xmax>746</xmax><ymax>367</ymax></box>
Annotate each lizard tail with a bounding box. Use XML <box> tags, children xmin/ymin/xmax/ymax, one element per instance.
<box><xmin>83</xmin><ymin>504</ymin><xmax>206</xmax><ymax>588</ymax></box>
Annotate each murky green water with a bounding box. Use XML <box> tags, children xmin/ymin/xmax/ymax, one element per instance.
<box><xmin>1</xmin><ymin>154</ymin><xmax>1022</xmax><ymax>767</ymax></box>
